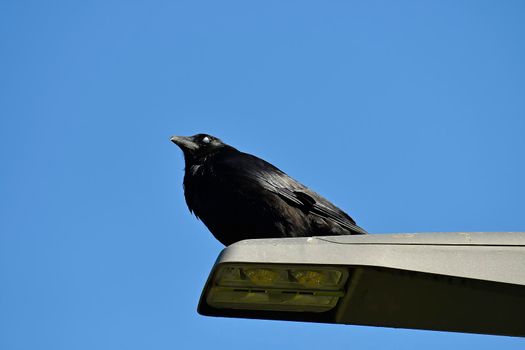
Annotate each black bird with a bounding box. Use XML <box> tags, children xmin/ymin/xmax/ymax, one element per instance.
<box><xmin>170</xmin><ymin>133</ymin><xmax>367</xmax><ymax>246</ymax></box>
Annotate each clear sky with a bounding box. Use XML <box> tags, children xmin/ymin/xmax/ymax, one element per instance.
<box><xmin>1</xmin><ymin>1</ymin><xmax>524</xmax><ymax>349</ymax></box>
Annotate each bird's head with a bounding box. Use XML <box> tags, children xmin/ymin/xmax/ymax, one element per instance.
<box><xmin>170</xmin><ymin>133</ymin><xmax>228</xmax><ymax>165</ymax></box>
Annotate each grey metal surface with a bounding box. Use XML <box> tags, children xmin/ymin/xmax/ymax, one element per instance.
<box><xmin>217</xmin><ymin>232</ymin><xmax>525</xmax><ymax>286</ymax></box>
<box><xmin>199</xmin><ymin>232</ymin><xmax>525</xmax><ymax>336</ymax></box>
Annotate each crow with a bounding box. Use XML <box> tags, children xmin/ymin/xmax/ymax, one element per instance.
<box><xmin>170</xmin><ymin>133</ymin><xmax>367</xmax><ymax>246</ymax></box>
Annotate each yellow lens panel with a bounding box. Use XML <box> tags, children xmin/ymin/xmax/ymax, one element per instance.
<box><xmin>207</xmin><ymin>287</ymin><xmax>343</xmax><ymax>312</ymax></box>
<box><xmin>206</xmin><ymin>264</ymin><xmax>349</xmax><ymax>313</ymax></box>
<box><xmin>243</xmin><ymin>268</ymin><xmax>282</xmax><ymax>285</ymax></box>
<box><xmin>290</xmin><ymin>269</ymin><xmax>342</xmax><ymax>288</ymax></box>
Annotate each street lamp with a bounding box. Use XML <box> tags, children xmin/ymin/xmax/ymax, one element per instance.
<box><xmin>198</xmin><ymin>232</ymin><xmax>525</xmax><ymax>337</ymax></box>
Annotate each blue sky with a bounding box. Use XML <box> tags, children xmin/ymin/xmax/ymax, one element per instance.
<box><xmin>1</xmin><ymin>1</ymin><xmax>524</xmax><ymax>349</ymax></box>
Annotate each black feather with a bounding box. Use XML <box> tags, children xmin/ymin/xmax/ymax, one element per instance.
<box><xmin>170</xmin><ymin>133</ymin><xmax>367</xmax><ymax>246</ymax></box>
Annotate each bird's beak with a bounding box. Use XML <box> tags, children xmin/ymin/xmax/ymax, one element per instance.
<box><xmin>170</xmin><ymin>135</ymin><xmax>199</xmax><ymax>151</ymax></box>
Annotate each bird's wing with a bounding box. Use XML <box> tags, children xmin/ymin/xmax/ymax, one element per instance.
<box><xmin>216</xmin><ymin>151</ymin><xmax>367</xmax><ymax>235</ymax></box>
<box><xmin>265</xmin><ymin>175</ymin><xmax>368</xmax><ymax>235</ymax></box>
<box><xmin>308</xmin><ymin>199</ymin><xmax>368</xmax><ymax>235</ymax></box>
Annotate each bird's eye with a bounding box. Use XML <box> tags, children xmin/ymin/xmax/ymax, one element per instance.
<box><xmin>202</xmin><ymin>136</ymin><xmax>211</xmax><ymax>144</ymax></box>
